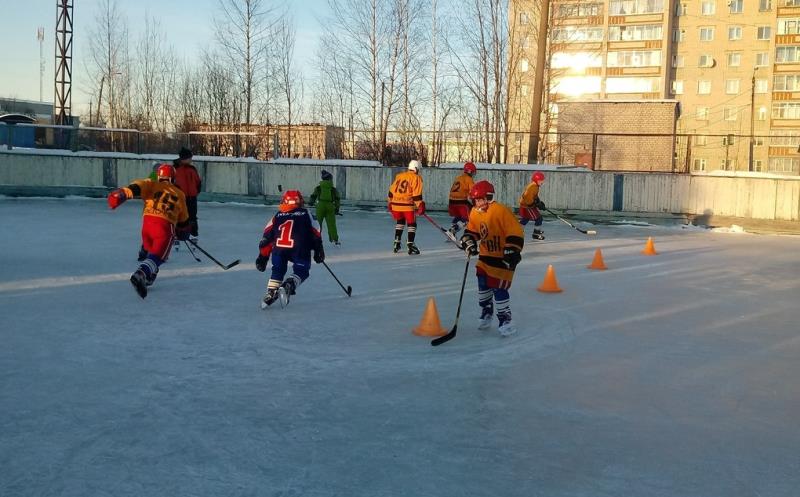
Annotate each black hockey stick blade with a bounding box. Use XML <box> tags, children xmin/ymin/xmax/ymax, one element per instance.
<box><xmin>431</xmin><ymin>325</ymin><xmax>457</xmax><ymax>346</ymax></box>
<box><xmin>223</xmin><ymin>259</ymin><xmax>241</xmax><ymax>270</ymax></box>
<box><xmin>345</xmin><ymin>285</ymin><xmax>352</xmax><ymax>296</ymax></box>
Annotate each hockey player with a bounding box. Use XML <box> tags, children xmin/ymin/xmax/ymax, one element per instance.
<box><xmin>459</xmin><ymin>180</ymin><xmax>524</xmax><ymax>337</ymax></box>
<box><xmin>107</xmin><ymin>163</ymin><xmax>191</xmax><ymax>299</ymax></box>
<box><xmin>447</xmin><ymin>161</ymin><xmax>476</xmax><ymax>237</ymax></box>
<box><xmin>387</xmin><ymin>159</ymin><xmax>425</xmax><ymax>254</ymax></box>
<box><xmin>173</xmin><ymin>147</ymin><xmax>202</xmax><ymax>239</ymax></box>
<box><xmin>308</xmin><ymin>169</ymin><xmax>342</xmax><ymax>246</ymax></box>
<box><xmin>519</xmin><ymin>171</ymin><xmax>546</xmax><ymax>240</ymax></box>
<box><xmin>255</xmin><ymin>190</ymin><xmax>325</xmax><ymax>308</ymax></box>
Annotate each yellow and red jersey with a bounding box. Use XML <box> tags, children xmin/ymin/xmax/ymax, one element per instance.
<box><xmin>121</xmin><ymin>179</ymin><xmax>189</xmax><ymax>226</ymax></box>
<box><xmin>518</xmin><ymin>181</ymin><xmax>540</xmax><ymax>209</ymax></box>
<box><xmin>465</xmin><ymin>202</ymin><xmax>524</xmax><ymax>284</ymax></box>
<box><xmin>448</xmin><ymin>173</ymin><xmax>475</xmax><ymax>206</ymax></box>
<box><xmin>388</xmin><ymin>171</ymin><xmax>423</xmax><ymax>212</ymax></box>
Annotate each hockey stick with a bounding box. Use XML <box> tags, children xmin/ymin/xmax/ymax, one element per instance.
<box><xmin>182</xmin><ymin>240</ymin><xmax>201</xmax><ymax>262</ymax></box>
<box><xmin>431</xmin><ymin>254</ymin><xmax>471</xmax><ymax>347</ymax></box>
<box><xmin>321</xmin><ymin>261</ymin><xmax>352</xmax><ymax>297</ymax></box>
<box><xmin>545</xmin><ymin>208</ymin><xmax>597</xmax><ymax>235</ymax></box>
<box><xmin>187</xmin><ymin>239</ymin><xmax>241</xmax><ymax>270</ymax></box>
<box><xmin>421</xmin><ymin>213</ymin><xmax>459</xmax><ymax>244</ymax></box>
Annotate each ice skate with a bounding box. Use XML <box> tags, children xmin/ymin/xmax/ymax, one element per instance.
<box><xmin>478</xmin><ymin>307</ymin><xmax>493</xmax><ymax>330</ymax></box>
<box><xmin>498</xmin><ymin>316</ymin><xmax>517</xmax><ymax>337</ymax></box>
<box><xmin>531</xmin><ymin>229</ymin><xmax>545</xmax><ymax>241</ymax></box>
<box><xmin>333</xmin><ymin>240</ymin><xmax>341</xmax><ymax>247</ymax></box>
<box><xmin>278</xmin><ymin>279</ymin><xmax>297</xmax><ymax>308</ymax></box>
<box><xmin>407</xmin><ymin>242</ymin><xmax>420</xmax><ymax>255</ymax></box>
<box><xmin>137</xmin><ymin>246</ymin><xmax>147</xmax><ymax>262</ymax></box>
<box><xmin>393</xmin><ymin>239</ymin><xmax>402</xmax><ymax>253</ymax></box>
<box><xmin>130</xmin><ymin>269</ymin><xmax>148</xmax><ymax>299</ymax></box>
<box><xmin>260</xmin><ymin>288</ymin><xmax>279</xmax><ymax>309</ymax></box>
<box><xmin>145</xmin><ymin>272</ymin><xmax>157</xmax><ymax>287</ymax></box>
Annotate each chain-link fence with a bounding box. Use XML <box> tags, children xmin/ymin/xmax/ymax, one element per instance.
<box><xmin>2</xmin><ymin>122</ymin><xmax>798</xmax><ymax>176</ymax></box>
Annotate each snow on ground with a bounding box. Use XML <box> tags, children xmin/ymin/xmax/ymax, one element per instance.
<box><xmin>1</xmin><ymin>197</ymin><xmax>799</xmax><ymax>496</ymax></box>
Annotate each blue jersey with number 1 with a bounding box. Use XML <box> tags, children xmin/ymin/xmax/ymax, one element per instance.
<box><xmin>261</xmin><ymin>208</ymin><xmax>321</xmax><ymax>261</ymax></box>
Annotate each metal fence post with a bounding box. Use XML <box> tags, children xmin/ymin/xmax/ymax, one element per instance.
<box><xmin>591</xmin><ymin>133</ymin><xmax>598</xmax><ymax>170</ymax></box>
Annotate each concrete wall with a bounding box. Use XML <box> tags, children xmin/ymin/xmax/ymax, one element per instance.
<box><xmin>1</xmin><ymin>151</ymin><xmax>798</xmax><ymax>223</ymax></box>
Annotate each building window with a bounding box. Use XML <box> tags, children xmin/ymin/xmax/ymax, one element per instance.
<box><xmin>520</xmin><ymin>12</ymin><xmax>529</xmax><ymax>25</ymax></box>
<box><xmin>700</xmin><ymin>27</ymin><xmax>715</xmax><ymax>41</ymax></box>
<box><xmin>727</xmin><ymin>53</ymin><xmax>741</xmax><ymax>67</ymax></box>
<box><xmin>701</xmin><ymin>0</ymin><xmax>715</xmax><ymax>14</ymax></box>
<box><xmin>557</xmin><ymin>2</ymin><xmax>602</xmax><ymax>17</ymax></box>
<box><xmin>605</xmin><ymin>76</ymin><xmax>661</xmax><ymax>93</ymax></box>
<box><xmin>609</xmin><ymin>0</ymin><xmax>665</xmax><ymax>15</ymax></box>
<box><xmin>520</xmin><ymin>59</ymin><xmax>529</xmax><ymax>72</ymax></box>
<box><xmin>676</xmin><ymin>3</ymin><xmax>687</xmax><ymax>15</ymax></box>
<box><xmin>607</xmin><ymin>50</ymin><xmax>662</xmax><ymax>67</ymax></box>
<box><xmin>520</xmin><ymin>36</ymin><xmax>530</xmax><ymax>49</ymax></box>
<box><xmin>758</xmin><ymin>106</ymin><xmax>768</xmax><ymax>120</ymax></box>
<box><xmin>672</xmin><ymin>80</ymin><xmax>684</xmax><ymax>94</ymax></box>
<box><xmin>755</xmin><ymin>79</ymin><xmax>768</xmax><ymax>93</ymax></box>
<box><xmin>723</xmin><ymin>135</ymin><xmax>736</xmax><ymax>146</ymax></box>
<box><xmin>768</xmin><ymin>157</ymin><xmax>800</xmax><ymax>173</ymax></box>
<box><xmin>721</xmin><ymin>159</ymin><xmax>737</xmax><ymax>170</ymax></box>
<box><xmin>608</xmin><ymin>24</ymin><xmax>662</xmax><ymax>41</ymax></box>
<box><xmin>754</xmin><ymin>137</ymin><xmax>765</xmax><ymax>146</ymax></box>
<box><xmin>693</xmin><ymin>158</ymin><xmax>708</xmax><ymax>171</ymax></box>
<box><xmin>753</xmin><ymin>160</ymin><xmax>764</xmax><ymax>171</ymax></box>
<box><xmin>760</xmin><ymin>0</ymin><xmax>772</xmax><ymax>10</ymax></box>
<box><xmin>728</xmin><ymin>26</ymin><xmax>742</xmax><ymax>40</ymax></box>
<box><xmin>757</xmin><ymin>26</ymin><xmax>771</xmax><ymax>40</ymax></box>
<box><xmin>699</xmin><ymin>54</ymin><xmax>715</xmax><ymax>67</ymax></box>
<box><xmin>551</xmin><ymin>52</ymin><xmax>602</xmax><ymax>69</ymax></box>
<box><xmin>698</xmin><ymin>80</ymin><xmax>712</xmax><ymax>94</ymax></box>
<box><xmin>777</xmin><ymin>18</ymin><xmax>800</xmax><ymax>35</ymax></box>
<box><xmin>776</xmin><ymin>46</ymin><xmax>800</xmax><ymax>63</ymax></box>
<box><xmin>672</xmin><ymin>54</ymin><xmax>684</xmax><ymax>68</ymax></box>
<box><xmin>695</xmin><ymin>135</ymin><xmax>709</xmax><ymax>145</ymax></box>
<box><xmin>770</xmin><ymin>131</ymin><xmax>800</xmax><ymax>145</ymax></box>
<box><xmin>520</xmin><ymin>84</ymin><xmax>529</xmax><ymax>96</ymax></box>
<box><xmin>729</xmin><ymin>0</ymin><xmax>743</xmax><ymax>13</ymax></box>
<box><xmin>551</xmin><ymin>27</ymin><xmax>604</xmax><ymax>42</ymax></box>
<box><xmin>697</xmin><ymin>107</ymin><xmax>710</xmax><ymax>120</ymax></box>
<box><xmin>773</xmin><ymin>74</ymin><xmax>800</xmax><ymax>91</ymax></box>
<box><xmin>772</xmin><ymin>102</ymin><xmax>800</xmax><ymax>118</ymax></box>
<box><xmin>756</xmin><ymin>52</ymin><xmax>769</xmax><ymax>66</ymax></box>
<box><xmin>673</xmin><ymin>29</ymin><xmax>685</xmax><ymax>42</ymax></box>
<box><xmin>725</xmin><ymin>79</ymin><xmax>741</xmax><ymax>94</ymax></box>
<box><xmin>724</xmin><ymin>107</ymin><xmax>738</xmax><ymax>120</ymax></box>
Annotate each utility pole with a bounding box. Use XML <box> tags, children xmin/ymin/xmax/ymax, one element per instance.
<box><xmin>526</xmin><ymin>0</ymin><xmax>551</xmax><ymax>164</ymax></box>
<box><xmin>749</xmin><ymin>68</ymin><xmax>758</xmax><ymax>171</ymax></box>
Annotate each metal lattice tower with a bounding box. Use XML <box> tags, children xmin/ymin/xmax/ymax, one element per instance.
<box><xmin>38</xmin><ymin>27</ymin><xmax>45</xmax><ymax>102</ymax></box>
<box><xmin>54</xmin><ymin>0</ymin><xmax>73</xmax><ymax>125</ymax></box>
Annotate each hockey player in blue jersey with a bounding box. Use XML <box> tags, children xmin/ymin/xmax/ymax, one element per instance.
<box><xmin>256</xmin><ymin>190</ymin><xmax>325</xmax><ymax>308</ymax></box>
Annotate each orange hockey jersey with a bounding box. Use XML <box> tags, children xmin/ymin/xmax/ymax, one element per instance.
<box><xmin>464</xmin><ymin>202</ymin><xmax>524</xmax><ymax>284</ymax></box>
<box><xmin>448</xmin><ymin>173</ymin><xmax>475</xmax><ymax>206</ymax></box>
<box><xmin>388</xmin><ymin>171</ymin><xmax>424</xmax><ymax>212</ymax></box>
<box><xmin>518</xmin><ymin>181</ymin><xmax>540</xmax><ymax>208</ymax></box>
<box><xmin>121</xmin><ymin>179</ymin><xmax>189</xmax><ymax>226</ymax></box>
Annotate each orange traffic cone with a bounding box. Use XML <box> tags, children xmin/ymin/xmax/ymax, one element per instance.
<box><xmin>587</xmin><ymin>248</ymin><xmax>607</xmax><ymax>270</ymax></box>
<box><xmin>641</xmin><ymin>237</ymin><xmax>658</xmax><ymax>256</ymax></box>
<box><xmin>537</xmin><ymin>264</ymin><xmax>563</xmax><ymax>293</ymax></box>
<box><xmin>412</xmin><ymin>297</ymin><xmax>448</xmax><ymax>337</ymax></box>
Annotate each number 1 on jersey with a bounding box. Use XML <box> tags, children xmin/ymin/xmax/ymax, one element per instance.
<box><xmin>276</xmin><ymin>220</ymin><xmax>295</xmax><ymax>248</ymax></box>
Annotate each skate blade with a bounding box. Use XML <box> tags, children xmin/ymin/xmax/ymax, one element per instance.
<box><xmin>278</xmin><ymin>287</ymin><xmax>290</xmax><ymax>308</ymax></box>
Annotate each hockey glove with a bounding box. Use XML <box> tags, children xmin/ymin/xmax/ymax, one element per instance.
<box><xmin>255</xmin><ymin>254</ymin><xmax>269</xmax><ymax>272</ymax></box>
<box><xmin>534</xmin><ymin>198</ymin><xmax>546</xmax><ymax>210</ymax></box>
<box><xmin>502</xmin><ymin>248</ymin><xmax>521</xmax><ymax>270</ymax></box>
<box><xmin>313</xmin><ymin>246</ymin><xmax>325</xmax><ymax>264</ymax></box>
<box><xmin>416</xmin><ymin>201</ymin><xmax>426</xmax><ymax>215</ymax></box>
<box><xmin>460</xmin><ymin>234</ymin><xmax>479</xmax><ymax>256</ymax></box>
<box><xmin>107</xmin><ymin>189</ymin><xmax>127</xmax><ymax>209</ymax></box>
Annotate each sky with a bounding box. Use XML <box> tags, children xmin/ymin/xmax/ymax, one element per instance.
<box><xmin>0</xmin><ymin>0</ymin><xmax>329</xmax><ymax>113</ymax></box>
<box><xmin>1</xmin><ymin>196</ymin><xmax>799</xmax><ymax>495</ymax></box>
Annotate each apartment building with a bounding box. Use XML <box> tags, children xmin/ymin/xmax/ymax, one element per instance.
<box><xmin>510</xmin><ymin>0</ymin><xmax>800</xmax><ymax>174</ymax></box>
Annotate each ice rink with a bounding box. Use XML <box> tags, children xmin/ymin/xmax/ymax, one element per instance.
<box><xmin>1</xmin><ymin>196</ymin><xmax>799</xmax><ymax>496</ymax></box>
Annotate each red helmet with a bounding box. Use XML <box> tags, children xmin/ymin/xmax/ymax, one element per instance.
<box><xmin>279</xmin><ymin>190</ymin><xmax>304</xmax><ymax>212</ymax></box>
<box><xmin>156</xmin><ymin>163</ymin><xmax>175</xmax><ymax>182</ymax></box>
<box><xmin>463</xmin><ymin>161</ymin><xmax>477</xmax><ymax>175</ymax></box>
<box><xmin>469</xmin><ymin>180</ymin><xmax>495</xmax><ymax>201</ymax></box>
<box><xmin>532</xmin><ymin>171</ymin><xmax>545</xmax><ymax>184</ymax></box>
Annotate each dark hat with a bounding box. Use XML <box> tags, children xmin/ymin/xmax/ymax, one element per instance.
<box><xmin>178</xmin><ymin>147</ymin><xmax>193</xmax><ymax>160</ymax></box>
<box><xmin>321</xmin><ymin>170</ymin><xmax>333</xmax><ymax>180</ymax></box>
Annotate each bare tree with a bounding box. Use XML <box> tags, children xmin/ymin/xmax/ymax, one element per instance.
<box><xmin>129</xmin><ymin>13</ymin><xmax>175</xmax><ymax>131</ymax></box>
<box><xmin>274</xmin><ymin>18</ymin><xmax>303</xmax><ymax>157</ymax></box>
<box><xmin>213</xmin><ymin>0</ymin><xmax>279</xmax><ymax>125</ymax></box>
<box><xmin>86</xmin><ymin>0</ymin><xmax>129</xmax><ymax>128</ymax></box>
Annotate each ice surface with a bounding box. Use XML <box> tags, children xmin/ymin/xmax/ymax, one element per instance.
<box><xmin>1</xmin><ymin>197</ymin><xmax>799</xmax><ymax>496</ymax></box>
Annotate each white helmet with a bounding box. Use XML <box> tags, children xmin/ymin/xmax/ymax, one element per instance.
<box><xmin>408</xmin><ymin>160</ymin><xmax>420</xmax><ymax>172</ymax></box>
